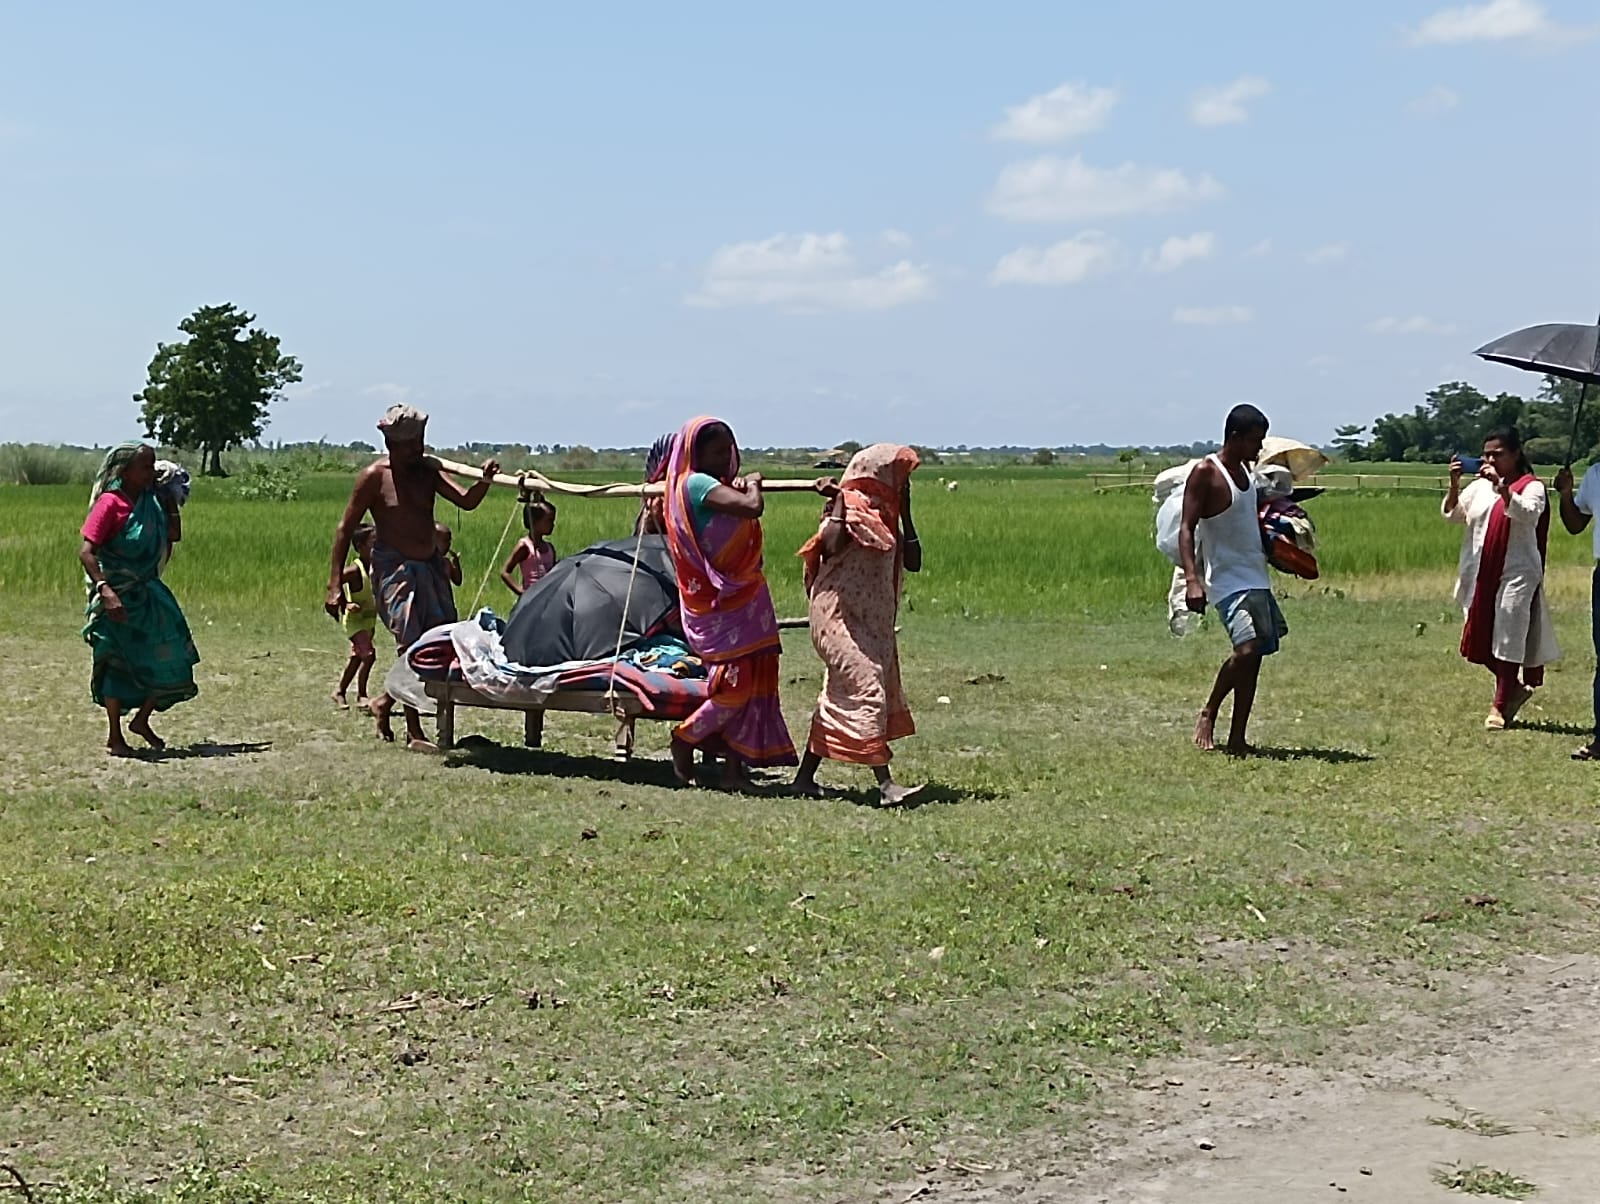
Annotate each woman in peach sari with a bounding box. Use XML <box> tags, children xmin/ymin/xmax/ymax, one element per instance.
<box><xmin>792</xmin><ymin>443</ymin><xmax>923</xmax><ymax>804</ymax></box>
<box><xmin>664</xmin><ymin>416</ymin><xmax>805</xmax><ymax>788</ymax></box>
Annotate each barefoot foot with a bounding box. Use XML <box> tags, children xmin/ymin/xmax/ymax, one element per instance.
<box><xmin>670</xmin><ymin>737</ymin><xmax>696</xmax><ymax>786</ymax></box>
<box><xmin>371</xmin><ymin>697</ymin><xmax>395</xmax><ymax>742</ymax></box>
<box><xmin>1223</xmin><ymin>741</ymin><xmax>1256</xmax><ymax>758</ymax></box>
<box><xmin>128</xmin><ymin>719</ymin><xmax>166</xmax><ymax>750</ymax></box>
<box><xmin>405</xmin><ymin>738</ymin><xmax>440</xmax><ymax>754</ymax></box>
<box><xmin>355</xmin><ymin>695</ymin><xmax>372</xmax><ymax>713</ymax></box>
<box><xmin>879</xmin><ymin>781</ymin><xmax>925</xmax><ymax>806</ymax></box>
<box><xmin>106</xmin><ymin>739</ymin><xmax>136</xmax><ymax>758</ymax></box>
<box><xmin>789</xmin><ymin>779</ymin><xmax>827</xmax><ymax>799</ymax></box>
<box><xmin>1193</xmin><ymin>710</ymin><xmax>1216</xmax><ymax>751</ymax></box>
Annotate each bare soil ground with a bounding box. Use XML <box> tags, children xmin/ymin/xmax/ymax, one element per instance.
<box><xmin>876</xmin><ymin>954</ymin><xmax>1600</xmax><ymax>1203</ymax></box>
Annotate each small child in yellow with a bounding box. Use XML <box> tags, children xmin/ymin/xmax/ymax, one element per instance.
<box><xmin>334</xmin><ymin>524</ymin><xmax>378</xmax><ymax>710</ymax></box>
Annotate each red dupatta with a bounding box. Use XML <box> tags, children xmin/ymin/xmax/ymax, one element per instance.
<box><xmin>1460</xmin><ymin>473</ymin><xmax>1549</xmax><ymax>666</ymax></box>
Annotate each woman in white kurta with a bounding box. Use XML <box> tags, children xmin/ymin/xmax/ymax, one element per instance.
<box><xmin>1443</xmin><ymin>426</ymin><xmax>1559</xmax><ymax>730</ymax></box>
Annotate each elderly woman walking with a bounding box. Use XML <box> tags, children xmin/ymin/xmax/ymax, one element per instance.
<box><xmin>1445</xmin><ymin>425</ymin><xmax>1559</xmax><ymax>730</ymax></box>
<box><xmin>78</xmin><ymin>442</ymin><xmax>199</xmax><ymax>756</ymax></box>
<box><xmin>663</xmin><ymin>416</ymin><xmax>806</xmax><ymax>788</ymax></box>
<box><xmin>791</xmin><ymin>444</ymin><xmax>923</xmax><ymax>803</ymax></box>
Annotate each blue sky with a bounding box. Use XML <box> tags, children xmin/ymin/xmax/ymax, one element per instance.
<box><xmin>1</xmin><ymin>1</ymin><xmax>1596</xmax><ymax>451</ymax></box>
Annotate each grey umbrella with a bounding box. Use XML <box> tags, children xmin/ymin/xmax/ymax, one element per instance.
<box><xmin>502</xmin><ymin>535</ymin><xmax>677</xmax><ymax>668</ymax></box>
<box><xmin>1474</xmin><ymin>318</ymin><xmax>1600</xmax><ymax>465</ymax></box>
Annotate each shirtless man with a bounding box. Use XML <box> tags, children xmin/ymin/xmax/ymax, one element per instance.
<box><xmin>1178</xmin><ymin>403</ymin><xmax>1283</xmax><ymax>755</ymax></box>
<box><xmin>326</xmin><ymin>405</ymin><xmax>499</xmax><ymax>750</ymax></box>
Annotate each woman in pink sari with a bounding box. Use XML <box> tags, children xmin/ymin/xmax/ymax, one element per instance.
<box><xmin>792</xmin><ymin>444</ymin><xmax>923</xmax><ymax>804</ymax></box>
<box><xmin>1445</xmin><ymin>425</ymin><xmax>1559</xmax><ymax>730</ymax></box>
<box><xmin>664</xmin><ymin>417</ymin><xmax>806</xmax><ymax>788</ymax></box>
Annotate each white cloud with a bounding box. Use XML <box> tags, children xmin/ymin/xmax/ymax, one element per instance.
<box><xmin>1408</xmin><ymin>85</ymin><xmax>1461</xmax><ymax>116</ymax></box>
<box><xmin>990</xmin><ymin>232</ymin><xmax>1121</xmax><ymax>286</ymax></box>
<box><xmin>991</xmin><ymin>81</ymin><xmax>1119</xmax><ymax>143</ymax></box>
<box><xmin>1143</xmin><ymin>231</ymin><xmax>1217</xmax><ymax>273</ymax></box>
<box><xmin>882</xmin><ymin>228</ymin><xmax>914</xmax><ymax>249</ymax></box>
<box><xmin>362</xmin><ymin>383</ymin><xmax>414</xmax><ymax>405</ymax></box>
<box><xmin>1188</xmin><ymin>76</ymin><xmax>1272</xmax><ymax>126</ymax></box>
<box><xmin>1173</xmin><ymin>305</ymin><xmax>1254</xmax><ymax>326</ymax></box>
<box><xmin>1245</xmin><ymin>238</ymin><xmax>1274</xmax><ymax>258</ymax></box>
<box><xmin>1369</xmin><ymin>315</ymin><xmax>1458</xmax><ymax>335</ymax></box>
<box><xmin>1407</xmin><ymin>0</ymin><xmax>1583</xmax><ymax>44</ymax></box>
<box><xmin>686</xmin><ymin>232</ymin><xmax>935</xmax><ymax>312</ymax></box>
<box><xmin>987</xmin><ymin>155</ymin><xmax>1224</xmax><ymax>223</ymax></box>
<box><xmin>1305</xmin><ymin>242</ymin><xmax>1350</xmax><ymax>265</ymax></box>
<box><xmin>283</xmin><ymin>380</ymin><xmax>334</xmax><ymax>400</ymax></box>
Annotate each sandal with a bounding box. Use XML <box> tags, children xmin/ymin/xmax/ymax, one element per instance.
<box><xmin>1484</xmin><ymin>709</ymin><xmax>1506</xmax><ymax>732</ymax></box>
<box><xmin>1573</xmin><ymin>743</ymin><xmax>1599</xmax><ymax>762</ymax></box>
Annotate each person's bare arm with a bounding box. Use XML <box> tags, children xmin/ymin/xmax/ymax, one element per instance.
<box><xmin>327</xmin><ymin>468</ymin><xmax>379</xmax><ymax>616</ymax></box>
<box><xmin>704</xmin><ymin>472</ymin><xmax>764</xmax><ymax>518</ymax></box>
<box><xmin>818</xmin><ymin>492</ymin><xmax>850</xmax><ymax>558</ymax></box>
<box><xmin>1555</xmin><ymin>465</ymin><xmax>1591</xmax><ymax>535</ymax></box>
<box><xmin>900</xmin><ymin>481</ymin><xmax>921</xmax><ymax>573</ymax></box>
<box><xmin>500</xmin><ymin>543</ymin><xmax>529</xmax><ymax>595</ymax></box>
<box><xmin>434</xmin><ymin>459</ymin><xmax>501</xmax><ymax>511</ymax></box>
<box><xmin>1178</xmin><ymin>461</ymin><xmax>1220</xmax><ymax>613</ymax></box>
<box><xmin>443</xmin><ymin>550</ymin><xmax>463</xmax><ymax>585</ymax></box>
<box><xmin>80</xmin><ymin>540</ymin><xmax>126</xmax><ymax>622</ymax></box>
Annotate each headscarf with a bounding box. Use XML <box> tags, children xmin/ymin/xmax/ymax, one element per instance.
<box><xmin>377</xmin><ymin>404</ymin><xmax>429</xmax><ymax>443</ymax></box>
<box><xmin>89</xmin><ymin>442</ymin><xmax>150</xmax><ymax>506</ymax></box>
<box><xmin>663</xmin><ymin>416</ymin><xmax>781</xmax><ymax>664</ymax></box>
<box><xmin>798</xmin><ymin>443</ymin><xmax>920</xmax><ymax>591</ymax></box>
<box><xmin>665</xmin><ymin>417</ymin><xmax>748</xmax><ymax>598</ymax></box>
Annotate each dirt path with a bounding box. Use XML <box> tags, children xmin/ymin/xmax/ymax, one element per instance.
<box><xmin>876</xmin><ymin>954</ymin><xmax>1600</xmax><ymax>1203</ymax></box>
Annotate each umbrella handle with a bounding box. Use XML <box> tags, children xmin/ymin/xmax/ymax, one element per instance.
<box><xmin>1567</xmin><ymin>382</ymin><xmax>1591</xmax><ymax>468</ymax></box>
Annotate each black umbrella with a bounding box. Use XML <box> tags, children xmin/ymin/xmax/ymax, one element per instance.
<box><xmin>1474</xmin><ymin>318</ymin><xmax>1600</xmax><ymax>465</ymax></box>
<box><xmin>502</xmin><ymin>535</ymin><xmax>677</xmax><ymax>668</ymax></box>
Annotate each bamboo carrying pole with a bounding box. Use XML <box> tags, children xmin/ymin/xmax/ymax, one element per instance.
<box><xmin>427</xmin><ymin>456</ymin><xmax>823</xmax><ymax>498</ymax></box>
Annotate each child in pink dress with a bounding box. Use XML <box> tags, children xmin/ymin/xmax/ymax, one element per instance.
<box><xmin>499</xmin><ymin>495</ymin><xmax>558</xmax><ymax>596</ymax></box>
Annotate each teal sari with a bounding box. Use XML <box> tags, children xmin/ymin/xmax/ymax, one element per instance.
<box><xmin>82</xmin><ymin>488</ymin><xmax>200</xmax><ymax>711</ymax></box>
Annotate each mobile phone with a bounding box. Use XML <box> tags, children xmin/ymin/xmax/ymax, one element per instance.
<box><xmin>1457</xmin><ymin>455</ymin><xmax>1483</xmax><ymax>476</ymax></box>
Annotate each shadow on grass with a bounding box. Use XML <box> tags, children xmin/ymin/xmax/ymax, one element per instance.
<box><xmin>1248</xmin><ymin>745</ymin><xmax>1376</xmax><ymax>764</ymax></box>
<box><xmin>1514</xmin><ymin>719</ymin><xmax>1593</xmax><ymax>738</ymax></box>
<box><xmin>139</xmin><ymin>741</ymin><xmax>273</xmax><ymax>762</ymax></box>
<box><xmin>823</xmin><ymin>782</ymin><xmax>998</xmax><ymax>809</ymax></box>
<box><xmin>444</xmin><ymin>738</ymin><xmax>997</xmax><ymax>806</ymax></box>
<box><xmin>445</xmin><ymin>737</ymin><xmax>685</xmax><ymax>788</ymax></box>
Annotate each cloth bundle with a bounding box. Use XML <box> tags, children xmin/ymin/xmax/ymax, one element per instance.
<box><xmin>154</xmin><ymin>460</ymin><xmax>191</xmax><ymax>508</ymax></box>
<box><xmin>1258</xmin><ymin>496</ymin><xmax>1318</xmax><ymax>579</ymax></box>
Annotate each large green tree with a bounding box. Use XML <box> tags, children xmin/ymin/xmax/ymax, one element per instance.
<box><xmin>136</xmin><ymin>303</ymin><xmax>302</xmax><ymax>476</ymax></box>
<box><xmin>1353</xmin><ymin>375</ymin><xmax>1599</xmax><ymax>464</ymax></box>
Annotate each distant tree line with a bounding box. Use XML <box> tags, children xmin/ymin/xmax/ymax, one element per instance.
<box><xmin>1336</xmin><ymin>376</ymin><xmax>1590</xmax><ymax>464</ymax></box>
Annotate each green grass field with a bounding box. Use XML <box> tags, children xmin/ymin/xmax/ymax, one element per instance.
<box><xmin>4</xmin><ymin>467</ymin><xmax>1600</xmax><ymax>1203</ymax></box>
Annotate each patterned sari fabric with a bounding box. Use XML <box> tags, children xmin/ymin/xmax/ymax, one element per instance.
<box><xmin>81</xmin><ymin>447</ymin><xmax>200</xmax><ymax>712</ymax></box>
<box><xmin>372</xmin><ymin>542</ymin><xmax>459</xmax><ymax>651</ymax></box>
<box><xmin>797</xmin><ymin>444</ymin><xmax>919</xmax><ymax>765</ymax></box>
<box><xmin>664</xmin><ymin>416</ymin><xmax>796</xmax><ymax>767</ymax></box>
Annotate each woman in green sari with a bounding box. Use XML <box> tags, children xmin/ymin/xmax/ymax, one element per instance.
<box><xmin>79</xmin><ymin>443</ymin><xmax>199</xmax><ymax>756</ymax></box>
